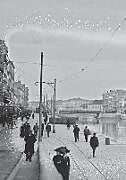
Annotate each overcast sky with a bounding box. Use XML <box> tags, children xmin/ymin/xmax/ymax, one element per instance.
<box><xmin>1</xmin><ymin>0</ymin><xmax>126</xmax><ymax>101</ymax></box>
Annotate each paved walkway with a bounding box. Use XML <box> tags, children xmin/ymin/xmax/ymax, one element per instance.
<box><xmin>39</xmin><ymin>124</ymin><xmax>126</xmax><ymax>180</ymax></box>
<box><xmin>1</xmin><ymin>114</ymin><xmax>126</xmax><ymax>180</ymax></box>
<box><xmin>13</xmin><ymin>152</ymin><xmax>39</xmax><ymax>180</ymax></box>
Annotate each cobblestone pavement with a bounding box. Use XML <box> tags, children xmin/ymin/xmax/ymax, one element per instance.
<box><xmin>40</xmin><ymin>124</ymin><xmax>126</xmax><ymax>180</ymax></box>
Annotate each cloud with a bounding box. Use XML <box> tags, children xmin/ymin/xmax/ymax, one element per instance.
<box><xmin>6</xmin><ymin>24</ymin><xmax>126</xmax><ymax>45</ymax></box>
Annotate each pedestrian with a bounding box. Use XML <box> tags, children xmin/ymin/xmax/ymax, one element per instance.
<box><xmin>84</xmin><ymin>126</ymin><xmax>91</xmax><ymax>142</ymax></box>
<box><xmin>24</xmin><ymin>130</ymin><xmax>36</xmax><ymax>162</ymax></box>
<box><xmin>23</xmin><ymin>122</ymin><xmax>31</xmax><ymax>137</ymax></box>
<box><xmin>20</xmin><ymin>123</ymin><xmax>25</xmax><ymax>138</ymax></box>
<box><xmin>73</xmin><ymin>124</ymin><xmax>80</xmax><ymax>142</ymax></box>
<box><xmin>41</xmin><ymin>122</ymin><xmax>44</xmax><ymax>137</ymax></box>
<box><xmin>44</xmin><ymin>113</ymin><xmax>48</xmax><ymax>125</ymax></box>
<box><xmin>53</xmin><ymin>146</ymin><xmax>70</xmax><ymax>180</ymax></box>
<box><xmin>46</xmin><ymin>122</ymin><xmax>51</xmax><ymax>137</ymax></box>
<box><xmin>33</xmin><ymin>123</ymin><xmax>39</xmax><ymax>137</ymax></box>
<box><xmin>90</xmin><ymin>132</ymin><xmax>99</xmax><ymax>158</ymax></box>
<box><xmin>32</xmin><ymin>113</ymin><xmax>34</xmax><ymax>119</ymax></box>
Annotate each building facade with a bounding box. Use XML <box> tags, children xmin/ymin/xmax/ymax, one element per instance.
<box><xmin>102</xmin><ymin>89</ymin><xmax>126</xmax><ymax>113</ymax></box>
<box><xmin>58</xmin><ymin>98</ymin><xmax>103</xmax><ymax>113</ymax></box>
<box><xmin>14</xmin><ymin>81</ymin><xmax>29</xmax><ymax>108</ymax></box>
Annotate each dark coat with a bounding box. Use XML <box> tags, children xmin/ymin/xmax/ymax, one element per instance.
<box><xmin>33</xmin><ymin>124</ymin><xmax>38</xmax><ymax>133</ymax></box>
<box><xmin>84</xmin><ymin>128</ymin><xmax>91</xmax><ymax>135</ymax></box>
<box><xmin>53</xmin><ymin>154</ymin><xmax>70</xmax><ymax>176</ymax></box>
<box><xmin>20</xmin><ymin>125</ymin><xmax>25</xmax><ymax>137</ymax></box>
<box><xmin>41</xmin><ymin>123</ymin><xmax>44</xmax><ymax>130</ymax></box>
<box><xmin>46</xmin><ymin>124</ymin><xmax>51</xmax><ymax>132</ymax></box>
<box><xmin>32</xmin><ymin>113</ymin><xmax>34</xmax><ymax>119</ymax></box>
<box><xmin>73</xmin><ymin>127</ymin><xmax>80</xmax><ymax>136</ymax></box>
<box><xmin>90</xmin><ymin>136</ymin><xmax>99</xmax><ymax>149</ymax></box>
<box><xmin>24</xmin><ymin>134</ymin><xmax>36</xmax><ymax>155</ymax></box>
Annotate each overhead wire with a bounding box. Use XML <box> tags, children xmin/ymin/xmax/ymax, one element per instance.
<box><xmin>7</xmin><ymin>18</ymin><xmax>126</xmax><ymax>88</ymax></box>
<box><xmin>58</xmin><ymin>17</ymin><xmax>126</xmax><ymax>84</ymax></box>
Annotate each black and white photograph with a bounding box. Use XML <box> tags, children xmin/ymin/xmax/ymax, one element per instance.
<box><xmin>0</xmin><ymin>0</ymin><xmax>126</xmax><ymax>179</ymax></box>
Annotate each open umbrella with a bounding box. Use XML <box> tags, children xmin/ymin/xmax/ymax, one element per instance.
<box><xmin>54</xmin><ymin>146</ymin><xmax>70</xmax><ymax>154</ymax></box>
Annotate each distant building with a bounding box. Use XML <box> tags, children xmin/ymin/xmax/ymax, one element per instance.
<box><xmin>86</xmin><ymin>100</ymin><xmax>103</xmax><ymax>112</ymax></box>
<box><xmin>102</xmin><ymin>89</ymin><xmax>126</xmax><ymax>113</ymax></box>
<box><xmin>14</xmin><ymin>81</ymin><xmax>29</xmax><ymax>108</ymax></box>
<box><xmin>0</xmin><ymin>40</ymin><xmax>10</xmax><ymax>105</ymax></box>
<box><xmin>6</xmin><ymin>60</ymin><xmax>15</xmax><ymax>101</ymax></box>
<box><xmin>58</xmin><ymin>98</ymin><xmax>90</xmax><ymax>112</ymax></box>
<box><xmin>58</xmin><ymin>98</ymin><xmax>103</xmax><ymax>113</ymax></box>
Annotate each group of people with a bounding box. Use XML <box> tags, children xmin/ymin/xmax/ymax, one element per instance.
<box><xmin>20</xmin><ymin>121</ymin><xmax>37</xmax><ymax>162</ymax></box>
<box><xmin>20</xmin><ymin>112</ymin><xmax>52</xmax><ymax>162</ymax></box>
<box><xmin>19</xmin><ymin>112</ymin><xmax>99</xmax><ymax>180</ymax></box>
<box><xmin>73</xmin><ymin>124</ymin><xmax>99</xmax><ymax>158</ymax></box>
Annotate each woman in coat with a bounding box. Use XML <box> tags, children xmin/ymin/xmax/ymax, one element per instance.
<box><xmin>53</xmin><ymin>147</ymin><xmax>70</xmax><ymax>180</ymax></box>
<box><xmin>24</xmin><ymin>130</ymin><xmax>36</xmax><ymax>162</ymax></box>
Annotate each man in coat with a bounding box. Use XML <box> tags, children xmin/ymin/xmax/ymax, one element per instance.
<box><xmin>84</xmin><ymin>126</ymin><xmax>91</xmax><ymax>142</ymax></box>
<box><xmin>46</xmin><ymin>123</ymin><xmax>51</xmax><ymax>137</ymax></box>
<box><xmin>90</xmin><ymin>132</ymin><xmax>99</xmax><ymax>158</ymax></box>
<box><xmin>41</xmin><ymin>122</ymin><xmax>44</xmax><ymax>137</ymax></box>
<box><xmin>73</xmin><ymin>124</ymin><xmax>80</xmax><ymax>142</ymax></box>
<box><xmin>24</xmin><ymin>130</ymin><xmax>36</xmax><ymax>162</ymax></box>
<box><xmin>33</xmin><ymin>123</ymin><xmax>39</xmax><ymax>137</ymax></box>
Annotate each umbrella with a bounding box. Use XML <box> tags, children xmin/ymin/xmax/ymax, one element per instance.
<box><xmin>54</xmin><ymin>146</ymin><xmax>70</xmax><ymax>154</ymax></box>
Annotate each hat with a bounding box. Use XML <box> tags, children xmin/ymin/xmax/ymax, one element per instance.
<box><xmin>54</xmin><ymin>146</ymin><xmax>70</xmax><ymax>154</ymax></box>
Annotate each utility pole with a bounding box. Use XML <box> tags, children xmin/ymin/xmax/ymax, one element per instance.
<box><xmin>39</xmin><ymin>52</ymin><xmax>43</xmax><ymax>142</ymax></box>
<box><xmin>52</xmin><ymin>78</ymin><xmax>56</xmax><ymax>133</ymax></box>
<box><xmin>50</xmin><ymin>97</ymin><xmax>53</xmax><ymax>118</ymax></box>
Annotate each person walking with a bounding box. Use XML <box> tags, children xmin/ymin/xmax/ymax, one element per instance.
<box><xmin>32</xmin><ymin>113</ymin><xmax>34</xmax><ymax>119</ymax></box>
<box><xmin>53</xmin><ymin>146</ymin><xmax>70</xmax><ymax>180</ymax></box>
<box><xmin>73</xmin><ymin>124</ymin><xmax>80</xmax><ymax>142</ymax></box>
<box><xmin>46</xmin><ymin>122</ymin><xmax>51</xmax><ymax>137</ymax></box>
<box><xmin>23</xmin><ymin>122</ymin><xmax>31</xmax><ymax>137</ymax></box>
<box><xmin>84</xmin><ymin>126</ymin><xmax>91</xmax><ymax>142</ymax></box>
<box><xmin>44</xmin><ymin>113</ymin><xmax>48</xmax><ymax>125</ymax></box>
<box><xmin>33</xmin><ymin>123</ymin><xmax>39</xmax><ymax>137</ymax></box>
<box><xmin>90</xmin><ymin>132</ymin><xmax>99</xmax><ymax>158</ymax></box>
<box><xmin>20</xmin><ymin>123</ymin><xmax>25</xmax><ymax>138</ymax></box>
<box><xmin>41</xmin><ymin>122</ymin><xmax>44</xmax><ymax>137</ymax></box>
<box><xmin>24</xmin><ymin>130</ymin><xmax>36</xmax><ymax>162</ymax></box>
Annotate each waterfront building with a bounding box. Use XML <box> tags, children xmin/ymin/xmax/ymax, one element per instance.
<box><xmin>102</xmin><ymin>89</ymin><xmax>126</xmax><ymax>113</ymax></box>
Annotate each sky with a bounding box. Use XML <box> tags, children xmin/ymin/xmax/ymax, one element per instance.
<box><xmin>0</xmin><ymin>0</ymin><xmax>126</xmax><ymax>101</ymax></box>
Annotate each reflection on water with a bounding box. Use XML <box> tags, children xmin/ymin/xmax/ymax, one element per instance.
<box><xmin>79</xmin><ymin>113</ymin><xmax>126</xmax><ymax>139</ymax></box>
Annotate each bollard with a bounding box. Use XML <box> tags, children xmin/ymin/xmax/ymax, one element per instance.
<box><xmin>105</xmin><ymin>137</ymin><xmax>110</xmax><ymax>145</ymax></box>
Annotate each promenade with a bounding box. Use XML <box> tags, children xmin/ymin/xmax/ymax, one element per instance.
<box><xmin>39</xmin><ymin>123</ymin><xmax>126</xmax><ymax>180</ymax></box>
<box><xmin>0</xmin><ymin>115</ymin><xmax>126</xmax><ymax>180</ymax></box>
